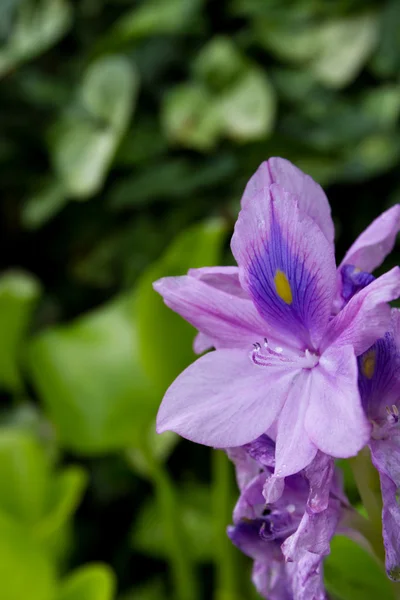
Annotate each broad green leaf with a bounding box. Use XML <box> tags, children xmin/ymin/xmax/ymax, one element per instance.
<box><xmin>0</xmin><ymin>429</ymin><xmax>49</xmax><ymax>525</ymax></box>
<box><xmin>27</xmin><ymin>295</ymin><xmax>157</xmax><ymax>454</ymax></box>
<box><xmin>193</xmin><ymin>36</ymin><xmax>246</xmax><ymax>91</ymax></box>
<box><xmin>136</xmin><ymin>219</ymin><xmax>227</xmax><ymax>393</ymax></box>
<box><xmin>0</xmin><ymin>0</ymin><xmax>72</xmax><ymax>76</ymax></box>
<box><xmin>324</xmin><ymin>536</ymin><xmax>395</xmax><ymax>600</ymax></box>
<box><xmin>51</xmin><ymin>55</ymin><xmax>138</xmax><ymax>198</ymax></box>
<box><xmin>311</xmin><ymin>14</ymin><xmax>379</xmax><ymax>88</ymax></box>
<box><xmin>162</xmin><ymin>83</ymin><xmax>222</xmax><ymax>151</ymax></box>
<box><xmin>57</xmin><ymin>564</ymin><xmax>116</xmax><ymax>600</ymax></box>
<box><xmin>0</xmin><ymin>511</ymin><xmax>56</xmax><ymax>600</ymax></box>
<box><xmin>0</xmin><ymin>270</ymin><xmax>41</xmax><ymax>392</ymax></box>
<box><xmin>22</xmin><ymin>180</ymin><xmax>67</xmax><ymax>230</ymax></box>
<box><xmin>104</xmin><ymin>0</ymin><xmax>203</xmax><ymax>44</ymax></box>
<box><xmin>35</xmin><ymin>466</ymin><xmax>88</xmax><ymax>542</ymax></box>
<box><xmin>217</xmin><ymin>68</ymin><xmax>276</xmax><ymax>140</ymax></box>
<box><xmin>132</xmin><ymin>483</ymin><xmax>212</xmax><ymax>561</ymax></box>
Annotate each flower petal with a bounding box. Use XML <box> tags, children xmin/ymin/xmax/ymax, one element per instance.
<box><xmin>305</xmin><ymin>345</ymin><xmax>370</xmax><ymax>457</ymax></box>
<box><xmin>241</xmin><ymin>157</ymin><xmax>334</xmax><ymax>243</ymax></box>
<box><xmin>370</xmin><ymin>437</ymin><xmax>400</xmax><ymax>581</ymax></box>
<box><xmin>304</xmin><ymin>452</ymin><xmax>335</xmax><ymax>514</ymax></box>
<box><xmin>274</xmin><ymin>370</ymin><xmax>318</xmax><ymax>478</ymax></box>
<box><xmin>153</xmin><ymin>272</ymin><xmax>267</xmax><ymax>350</ymax></box>
<box><xmin>156</xmin><ymin>348</ymin><xmax>296</xmax><ymax>448</ymax></box>
<box><xmin>322</xmin><ymin>267</ymin><xmax>400</xmax><ymax>355</ymax></box>
<box><xmin>340</xmin><ymin>204</ymin><xmax>400</xmax><ymax>273</ymax></box>
<box><xmin>232</xmin><ymin>183</ymin><xmax>336</xmax><ymax>350</ymax></box>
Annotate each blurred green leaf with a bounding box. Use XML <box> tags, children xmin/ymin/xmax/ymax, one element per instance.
<box><xmin>132</xmin><ymin>483</ymin><xmax>212</xmax><ymax>561</ymax></box>
<box><xmin>22</xmin><ymin>180</ymin><xmax>67</xmax><ymax>230</ymax></box>
<box><xmin>136</xmin><ymin>218</ymin><xmax>227</xmax><ymax>393</ymax></box>
<box><xmin>0</xmin><ymin>511</ymin><xmax>56</xmax><ymax>600</ymax></box>
<box><xmin>217</xmin><ymin>67</ymin><xmax>276</xmax><ymax>141</ymax></box>
<box><xmin>311</xmin><ymin>14</ymin><xmax>379</xmax><ymax>88</ymax></box>
<box><xmin>27</xmin><ymin>295</ymin><xmax>158</xmax><ymax>454</ymax></box>
<box><xmin>0</xmin><ymin>0</ymin><xmax>72</xmax><ymax>77</ymax></box>
<box><xmin>193</xmin><ymin>36</ymin><xmax>246</xmax><ymax>91</ymax></box>
<box><xmin>118</xmin><ymin>580</ymin><xmax>165</xmax><ymax>600</ymax></box>
<box><xmin>370</xmin><ymin>0</ymin><xmax>400</xmax><ymax>77</ymax></box>
<box><xmin>51</xmin><ymin>55</ymin><xmax>139</xmax><ymax>199</ymax></box>
<box><xmin>57</xmin><ymin>564</ymin><xmax>116</xmax><ymax>600</ymax></box>
<box><xmin>162</xmin><ymin>83</ymin><xmax>222</xmax><ymax>151</ymax></box>
<box><xmin>103</xmin><ymin>0</ymin><xmax>204</xmax><ymax>46</ymax></box>
<box><xmin>127</xmin><ymin>428</ymin><xmax>178</xmax><ymax>477</ymax></box>
<box><xmin>324</xmin><ymin>536</ymin><xmax>395</xmax><ymax>600</ymax></box>
<box><xmin>0</xmin><ymin>429</ymin><xmax>50</xmax><ymax>525</ymax></box>
<box><xmin>0</xmin><ymin>270</ymin><xmax>41</xmax><ymax>392</ymax></box>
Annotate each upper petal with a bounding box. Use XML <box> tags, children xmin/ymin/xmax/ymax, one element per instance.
<box><xmin>241</xmin><ymin>157</ymin><xmax>334</xmax><ymax>243</ymax></box>
<box><xmin>153</xmin><ymin>270</ymin><xmax>267</xmax><ymax>350</ymax></box>
<box><xmin>156</xmin><ymin>348</ymin><xmax>296</xmax><ymax>448</ymax></box>
<box><xmin>322</xmin><ymin>267</ymin><xmax>400</xmax><ymax>356</ymax></box>
<box><xmin>305</xmin><ymin>345</ymin><xmax>370</xmax><ymax>458</ymax></box>
<box><xmin>232</xmin><ymin>183</ymin><xmax>336</xmax><ymax>350</ymax></box>
<box><xmin>340</xmin><ymin>204</ymin><xmax>400</xmax><ymax>273</ymax></box>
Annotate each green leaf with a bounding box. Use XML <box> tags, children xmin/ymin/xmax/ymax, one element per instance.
<box><xmin>0</xmin><ymin>511</ymin><xmax>56</xmax><ymax>600</ymax></box>
<box><xmin>103</xmin><ymin>0</ymin><xmax>203</xmax><ymax>45</ymax></box>
<box><xmin>0</xmin><ymin>270</ymin><xmax>41</xmax><ymax>392</ymax></box>
<box><xmin>162</xmin><ymin>83</ymin><xmax>222</xmax><ymax>151</ymax></box>
<box><xmin>118</xmin><ymin>581</ymin><xmax>165</xmax><ymax>600</ymax></box>
<box><xmin>22</xmin><ymin>180</ymin><xmax>67</xmax><ymax>230</ymax></box>
<box><xmin>136</xmin><ymin>219</ymin><xmax>227</xmax><ymax>394</ymax></box>
<box><xmin>311</xmin><ymin>14</ymin><xmax>379</xmax><ymax>88</ymax></box>
<box><xmin>35</xmin><ymin>466</ymin><xmax>88</xmax><ymax>543</ymax></box>
<box><xmin>132</xmin><ymin>483</ymin><xmax>213</xmax><ymax>561</ymax></box>
<box><xmin>51</xmin><ymin>55</ymin><xmax>139</xmax><ymax>199</ymax></box>
<box><xmin>0</xmin><ymin>429</ymin><xmax>50</xmax><ymax>525</ymax></box>
<box><xmin>0</xmin><ymin>0</ymin><xmax>72</xmax><ymax>76</ymax></box>
<box><xmin>27</xmin><ymin>295</ymin><xmax>158</xmax><ymax>454</ymax></box>
<box><xmin>193</xmin><ymin>36</ymin><xmax>246</xmax><ymax>91</ymax></box>
<box><xmin>57</xmin><ymin>564</ymin><xmax>116</xmax><ymax>600</ymax></box>
<box><xmin>370</xmin><ymin>0</ymin><xmax>400</xmax><ymax>78</ymax></box>
<box><xmin>324</xmin><ymin>536</ymin><xmax>395</xmax><ymax>600</ymax></box>
<box><xmin>217</xmin><ymin>67</ymin><xmax>276</xmax><ymax>141</ymax></box>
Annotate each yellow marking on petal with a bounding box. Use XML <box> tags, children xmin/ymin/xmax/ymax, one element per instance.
<box><xmin>274</xmin><ymin>270</ymin><xmax>293</xmax><ymax>305</ymax></box>
<box><xmin>362</xmin><ymin>350</ymin><xmax>376</xmax><ymax>379</ymax></box>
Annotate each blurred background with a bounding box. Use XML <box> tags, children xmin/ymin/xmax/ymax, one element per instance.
<box><xmin>1</xmin><ymin>0</ymin><xmax>400</xmax><ymax>599</ymax></box>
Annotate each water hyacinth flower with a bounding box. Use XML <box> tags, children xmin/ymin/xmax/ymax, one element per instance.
<box><xmin>155</xmin><ymin>158</ymin><xmax>400</xmax><ymax>478</ymax></box>
<box><xmin>226</xmin><ymin>436</ymin><xmax>349</xmax><ymax>600</ymax></box>
<box><xmin>358</xmin><ymin>309</ymin><xmax>400</xmax><ymax>581</ymax></box>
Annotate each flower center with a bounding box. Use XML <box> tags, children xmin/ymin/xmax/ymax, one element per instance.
<box><xmin>250</xmin><ymin>338</ymin><xmax>319</xmax><ymax>370</ymax></box>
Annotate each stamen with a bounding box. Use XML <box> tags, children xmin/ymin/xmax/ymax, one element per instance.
<box><xmin>386</xmin><ymin>404</ymin><xmax>399</xmax><ymax>424</ymax></box>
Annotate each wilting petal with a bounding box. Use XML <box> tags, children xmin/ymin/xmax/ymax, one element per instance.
<box><xmin>275</xmin><ymin>370</ymin><xmax>318</xmax><ymax>478</ymax></box>
<box><xmin>322</xmin><ymin>267</ymin><xmax>400</xmax><ymax>356</ymax></box>
<box><xmin>305</xmin><ymin>345</ymin><xmax>370</xmax><ymax>457</ymax></box>
<box><xmin>304</xmin><ymin>452</ymin><xmax>335</xmax><ymax>514</ymax></box>
<box><xmin>252</xmin><ymin>560</ymin><xmax>292</xmax><ymax>600</ymax></box>
<box><xmin>244</xmin><ymin>434</ymin><xmax>276</xmax><ymax>468</ymax></box>
<box><xmin>153</xmin><ymin>273</ymin><xmax>267</xmax><ymax>349</ymax></box>
<box><xmin>233</xmin><ymin>473</ymin><xmax>266</xmax><ymax>522</ymax></box>
<box><xmin>232</xmin><ymin>183</ymin><xmax>336</xmax><ymax>350</ymax></box>
<box><xmin>156</xmin><ymin>348</ymin><xmax>297</xmax><ymax>448</ymax></box>
<box><xmin>370</xmin><ymin>437</ymin><xmax>400</xmax><ymax>580</ymax></box>
<box><xmin>226</xmin><ymin>446</ymin><xmax>261</xmax><ymax>491</ymax></box>
<box><xmin>241</xmin><ymin>157</ymin><xmax>334</xmax><ymax>243</ymax></box>
<box><xmin>340</xmin><ymin>204</ymin><xmax>400</xmax><ymax>273</ymax></box>
<box><xmin>288</xmin><ymin>552</ymin><xmax>326</xmax><ymax>600</ymax></box>
<box><xmin>227</xmin><ymin>521</ymin><xmax>273</xmax><ymax>562</ymax></box>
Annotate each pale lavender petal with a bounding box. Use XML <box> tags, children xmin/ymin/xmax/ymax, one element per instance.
<box><xmin>274</xmin><ymin>370</ymin><xmax>318</xmax><ymax>478</ymax></box>
<box><xmin>232</xmin><ymin>183</ymin><xmax>336</xmax><ymax>350</ymax></box>
<box><xmin>156</xmin><ymin>349</ymin><xmax>297</xmax><ymax>448</ymax></box>
<box><xmin>263</xmin><ymin>474</ymin><xmax>285</xmax><ymax>504</ymax></box>
<box><xmin>304</xmin><ymin>452</ymin><xmax>335</xmax><ymax>514</ymax></box>
<box><xmin>340</xmin><ymin>204</ymin><xmax>400</xmax><ymax>273</ymax></box>
<box><xmin>153</xmin><ymin>274</ymin><xmax>267</xmax><ymax>349</ymax></box>
<box><xmin>226</xmin><ymin>446</ymin><xmax>261</xmax><ymax>491</ymax></box>
<box><xmin>188</xmin><ymin>266</ymin><xmax>248</xmax><ymax>298</ymax></box>
<box><xmin>322</xmin><ymin>267</ymin><xmax>400</xmax><ymax>356</ymax></box>
<box><xmin>305</xmin><ymin>345</ymin><xmax>370</xmax><ymax>457</ymax></box>
<box><xmin>193</xmin><ymin>331</ymin><xmax>213</xmax><ymax>353</ymax></box>
<box><xmin>241</xmin><ymin>158</ymin><xmax>334</xmax><ymax>243</ymax></box>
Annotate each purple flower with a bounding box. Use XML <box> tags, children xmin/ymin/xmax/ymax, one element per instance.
<box><xmin>358</xmin><ymin>309</ymin><xmax>400</xmax><ymax>581</ymax></box>
<box><xmin>155</xmin><ymin>158</ymin><xmax>400</xmax><ymax>477</ymax></box>
<box><xmin>226</xmin><ymin>437</ymin><xmax>347</xmax><ymax>600</ymax></box>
